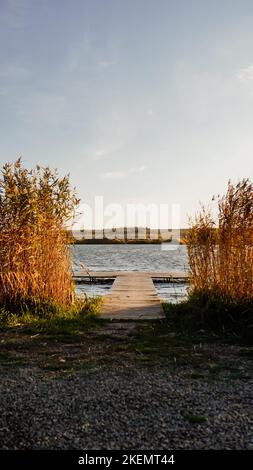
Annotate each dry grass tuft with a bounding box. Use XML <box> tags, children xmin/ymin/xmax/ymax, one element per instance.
<box><xmin>187</xmin><ymin>179</ymin><xmax>253</xmax><ymax>303</ymax></box>
<box><xmin>0</xmin><ymin>159</ymin><xmax>80</xmax><ymax>313</ymax></box>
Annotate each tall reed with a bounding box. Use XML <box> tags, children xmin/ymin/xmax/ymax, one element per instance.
<box><xmin>0</xmin><ymin>159</ymin><xmax>79</xmax><ymax>311</ymax></box>
<box><xmin>187</xmin><ymin>179</ymin><xmax>253</xmax><ymax>303</ymax></box>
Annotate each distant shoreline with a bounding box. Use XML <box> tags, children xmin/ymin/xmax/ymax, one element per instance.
<box><xmin>70</xmin><ymin>228</ymin><xmax>189</xmax><ymax>244</ymax></box>
<box><xmin>72</xmin><ymin>238</ymin><xmax>187</xmax><ymax>245</ymax></box>
<box><xmin>73</xmin><ymin>238</ymin><xmax>169</xmax><ymax>245</ymax></box>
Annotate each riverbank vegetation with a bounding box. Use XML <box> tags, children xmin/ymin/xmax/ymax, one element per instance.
<box><xmin>165</xmin><ymin>179</ymin><xmax>253</xmax><ymax>340</ymax></box>
<box><xmin>0</xmin><ymin>159</ymin><xmax>99</xmax><ymax>327</ymax></box>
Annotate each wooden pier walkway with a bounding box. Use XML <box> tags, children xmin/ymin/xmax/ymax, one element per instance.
<box><xmin>74</xmin><ymin>271</ymin><xmax>188</xmax><ymax>320</ymax></box>
<box><xmin>73</xmin><ymin>271</ymin><xmax>188</xmax><ymax>282</ymax></box>
<box><xmin>100</xmin><ymin>272</ymin><xmax>163</xmax><ymax>320</ymax></box>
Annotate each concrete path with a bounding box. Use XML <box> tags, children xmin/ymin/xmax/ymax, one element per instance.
<box><xmin>99</xmin><ymin>272</ymin><xmax>164</xmax><ymax>320</ymax></box>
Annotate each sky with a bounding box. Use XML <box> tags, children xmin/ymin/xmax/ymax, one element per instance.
<box><xmin>0</xmin><ymin>0</ymin><xmax>253</xmax><ymax>228</ymax></box>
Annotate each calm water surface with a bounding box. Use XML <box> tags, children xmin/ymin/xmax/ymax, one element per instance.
<box><xmin>72</xmin><ymin>244</ymin><xmax>189</xmax><ymax>302</ymax></box>
<box><xmin>72</xmin><ymin>244</ymin><xmax>189</xmax><ymax>272</ymax></box>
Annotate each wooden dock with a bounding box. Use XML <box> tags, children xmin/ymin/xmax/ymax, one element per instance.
<box><xmin>73</xmin><ymin>271</ymin><xmax>188</xmax><ymax>320</ymax></box>
<box><xmin>99</xmin><ymin>272</ymin><xmax>163</xmax><ymax>320</ymax></box>
<box><xmin>73</xmin><ymin>271</ymin><xmax>189</xmax><ymax>282</ymax></box>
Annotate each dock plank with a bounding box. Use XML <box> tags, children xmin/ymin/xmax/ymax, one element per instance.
<box><xmin>99</xmin><ymin>272</ymin><xmax>164</xmax><ymax>320</ymax></box>
<box><xmin>73</xmin><ymin>270</ymin><xmax>189</xmax><ymax>280</ymax></box>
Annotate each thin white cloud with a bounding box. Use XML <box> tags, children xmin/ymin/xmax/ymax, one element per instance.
<box><xmin>101</xmin><ymin>166</ymin><xmax>147</xmax><ymax>179</ymax></box>
<box><xmin>129</xmin><ymin>165</ymin><xmax>147</xmax><ymax>174</ymax></box>
<box><xmin>15</xmin><ymin>92</ymin><xmax>66</xmax><ymax>128</ymax></box>
<box><xmin>97</xmin><ymin>60</ymin><xmax>117</xmax><ymax>69</ymax></box>
<box><xmin>236</xmin><ymin>65</ymin><xmax>253</xmax><ymax>82</ymax></box>
<box><xmin>102</xmin><ymin>171</ymin><xmax>126</xmax><ymax>179</ymax></box>
<box><xmin>90</xmin><ymin>110</ymin><xmax>139</xmax><ymax>161</ymax></box>
<box><xmin>94</xmin><ymin>149</ymin><xmax>108</xmax><ymax>160</ymax></box>
<box><xmin>0</xmin><ymin>64</ymin><xmax>30</xmax><ymax>79</ymax></box>
<box><xmin>65</xmin><ymin>33</ymin><xmax>91</xmax><ymax>73</ymax></box>
<box><xmin>91</xmin><ymin>144</ymin><xmax>126</xmax><ymax>161</ymax></box>
<box><xmin>1</xmin><ymin>0</ymin><xmax>28</xmax><ymax>29</ymax></box>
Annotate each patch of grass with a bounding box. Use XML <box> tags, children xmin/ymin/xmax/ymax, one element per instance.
<box><xmin>131</xmin><ymin>320</ymin><xmax>211</xmax><ymax>368</ymax></box>
<box><xmin>128</xmin><ymin>321</ymin><xmax>253</xmax><ymax>381</ymax></box>
<box><xmin>186</xmin><ymin>371</ymin><xmax>208</xmax><ymax>380</ymax></box>
<box><xmin>0</xmin><ymin>350</ymin><xmax>27</xmax><ymax>368</ymax></box>
<box><xmin>184</xmin><ymin>413</ymin><xmax>208</xmax><ymax>424</ymax></box>
<box><xmin>0</xmin><ymin>295</ymin><xmax>102</xmax><ymax>329</ymax></box>
<box><xmin>163</xmin><ymin>291</ymin><xmax>253</xmax><ymax>342</ymax></box>
<box><xmin>207</xmin><ymin>363</ymin><xmax>252</xmax><ymax>382</ymax></box>
<box><xmin>239</xmin><ymin>348</ymin><xmax>253</xmax><ymax>358</ymax></box>
<box><xmin>0</xmin><ymin>313</ymin><xmax>252</xmax><ymax>380</ymax></box>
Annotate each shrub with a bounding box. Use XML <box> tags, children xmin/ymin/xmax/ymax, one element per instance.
<box><xmin>0</xmin><ymin>159</ymin><xmax>80</xmax><ymax>312</ymax></box>
<box><xmin>187</xmin><ymin>179</ymin><xmax>253</xmax><ymax>304</ymax></box>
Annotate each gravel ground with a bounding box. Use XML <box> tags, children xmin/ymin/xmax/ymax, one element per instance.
<box><xmin>0</xmin><ymin>365</ymin><xmax>253</xmax><ymax>450</ymax></box>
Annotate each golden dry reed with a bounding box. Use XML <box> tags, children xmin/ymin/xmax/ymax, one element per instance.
<box><xmin>0</xmin><ymin>159</ymin><xmax>79</xmax><ymax>309</ymax></box>
<box><xmin>187</xmin><ymin>179</ymin><xmax>253</xmax><ymax>303</ymax></box>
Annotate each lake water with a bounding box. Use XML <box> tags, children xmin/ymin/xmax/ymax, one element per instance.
<box><xmin>72</xmin><ymin>244</ymin><xmax>189</xmax><ymax>272</ymax></box>
<box><xmin>72</xmin><ymin>244</ymin><xmax>189</xmax><ymax>303</ymax></box>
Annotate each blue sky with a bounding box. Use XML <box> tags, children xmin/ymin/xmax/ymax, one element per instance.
<box><xmin>0</xmin><ymin>0</ymin><xmax>253</xmax><ymax>226</ymax></box>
